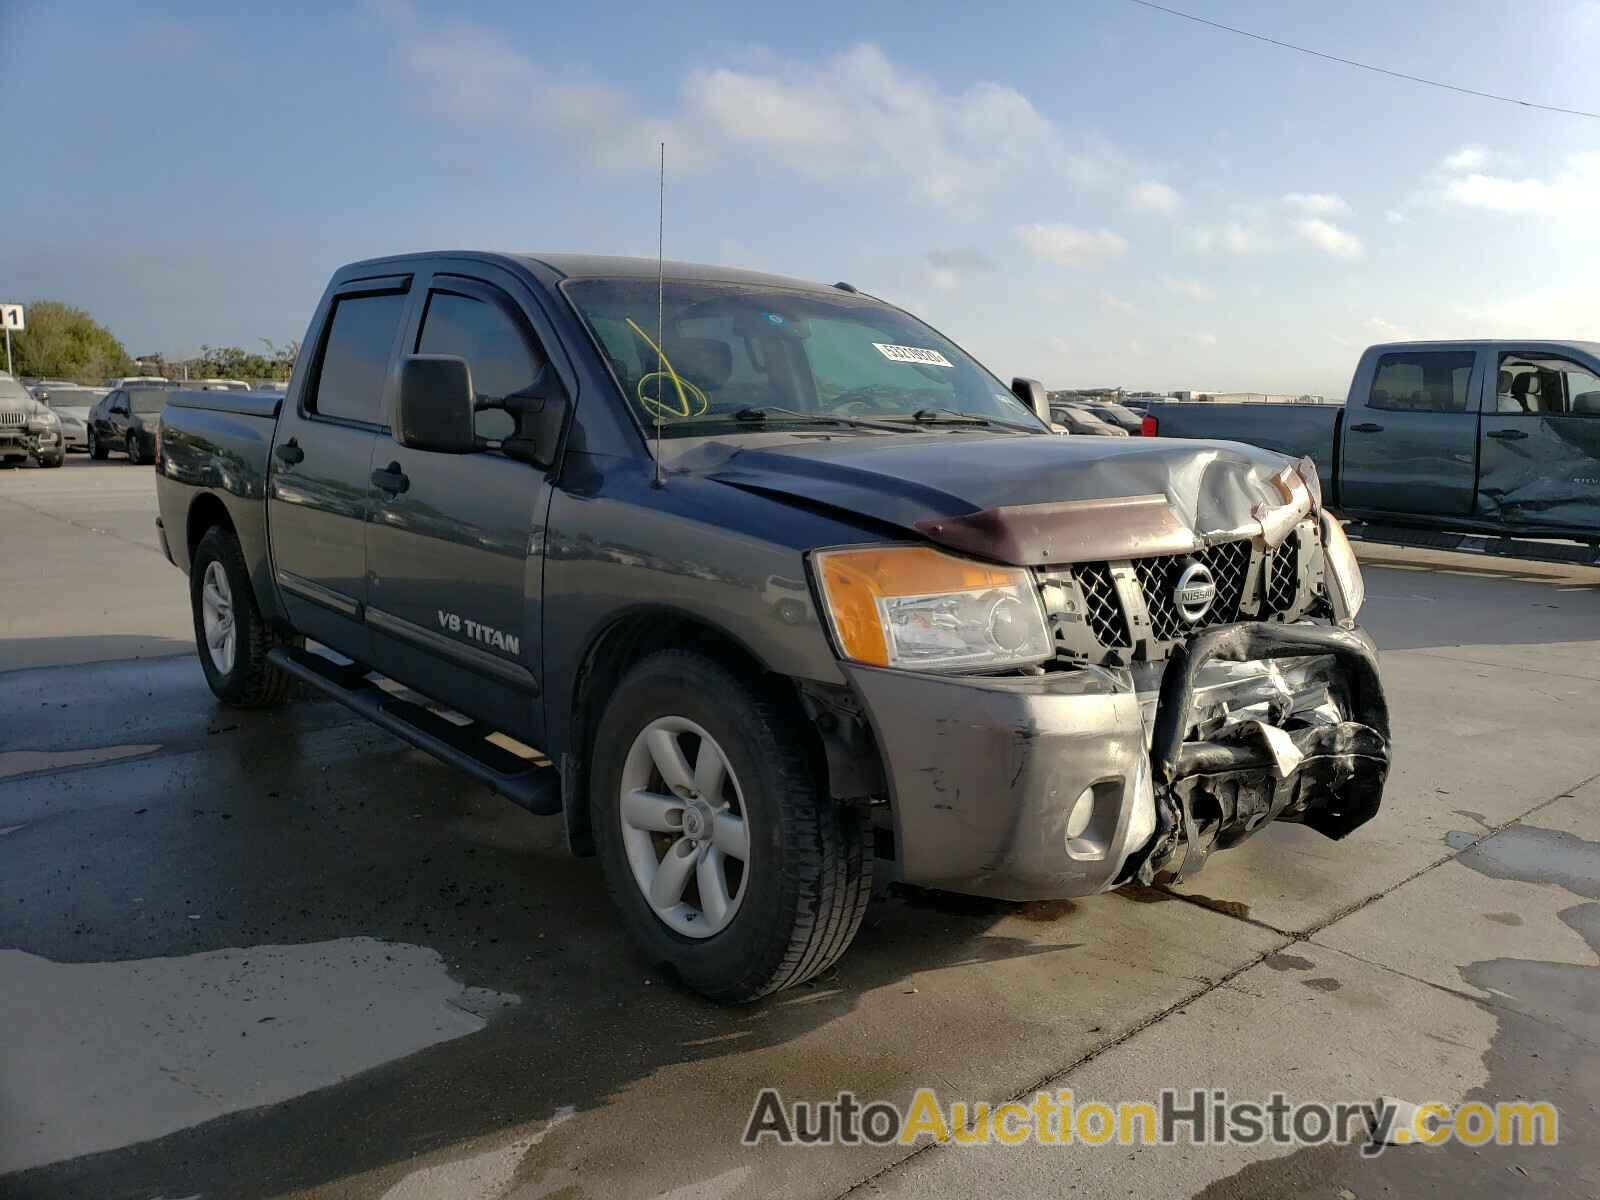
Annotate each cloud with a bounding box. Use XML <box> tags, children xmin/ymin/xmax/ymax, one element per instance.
<box><xmin>1183</xmin><ymin>332</ymin><xmax>1218</xmax><ymax>347</ymax></box>
<box><xmin>1162</xmin><ymin>275</ymin><xmax>1216</xmax><ymax>302</ymax></box>
<box><xmin>682</xmin><ymin>44</ymin><xmax>1103</xmax><ymax>207</ymax></box>
<box><xmin>1128</xmin><ymin>181</ymin><xmax>1181</xmax><ymax>215</ymax></box>
<box><xmin>374</xmin><ymin>10</ymin><xmax>1117</xmax><ymax>210</ymax></box>
<box><xmin>1283</xmin><ymin>192</ymin><xmax>1349</xmax><ymax>215</ymax></box>
<box><xmin>1182</xmin><ymin>220</ymin><xmax>1267</xmax><ymax>254</ymax></box>
<box><xmin>1442</xmin><ymin>145</ymin><xmax>1489</xmax><ymax>172</ymax></box>
<box><xmin>1103</xmin><ymin>293</ymin><xmax>1138</xmax><ymax>316</ymax></box>
<box><xmin>1439</xmin><ymin>151</ymin><xmax>1600</xmax><ymax>216</ymax></box>
<box><xmin>1366</xmin><ymin>316</ymin><xmax>1412</xmax><ymax>340</ymax></box>
<box><xmin>1384</xmin><ymin>209</ymin><xmax>1406</xmax><ymax>224</ymax></box>
<box><xmin>926</xmin><ymin>248</ymin><xmax>996</xmax><ymax>272</ymax></box>
<box><xmin>1015</xmin><ymin>223</ymin><xmax>1128</xmax><ymax>265</ymax></box>
<box><xmin>1292</xmin><ymin>218</ymin><xmax>1363</xmax><ymax>259</ymax></box>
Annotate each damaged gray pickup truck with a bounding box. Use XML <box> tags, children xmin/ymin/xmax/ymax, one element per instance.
<box><xmin>155</xmin><ymin>252</ymin><xmax>1391</xmax><ymax>1002</ymax></box>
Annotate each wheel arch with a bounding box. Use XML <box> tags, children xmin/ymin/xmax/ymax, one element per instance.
<box><xmin>561</xmin><ymin>605</ymin><xmax>855</xmax><ymax>858</ymax></box>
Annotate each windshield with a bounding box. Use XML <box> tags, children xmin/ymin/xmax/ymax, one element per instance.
<box><xmin>564</xmin><ymin>279</ymin><xmax>1043</xmax><ymax>435</ymax></box>
<box><xmin>130</xmin><ymin>391</ymin><xmax>168</xmax><ymax>414</ymax></box>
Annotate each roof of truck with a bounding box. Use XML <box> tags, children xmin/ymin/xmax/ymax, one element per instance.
<box><xmin>340</xmin><ymin>251</ymin><xmax>856</xmax><ymax>297</ymax></box>
<box><xmin>1369</xmin><ymin>338</ymin><xmax>1600</xmax><ymax>356</ymax></box>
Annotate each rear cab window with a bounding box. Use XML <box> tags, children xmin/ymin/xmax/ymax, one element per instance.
<box><xmin>1368</xmin><ymin>351</ymin><xmax>1475</xmax><ymax>413</ymax></box>
<box><xmin>309</xmin><ymin>291</ymin><xmax>409</xmax><ymax>425</ymax></box>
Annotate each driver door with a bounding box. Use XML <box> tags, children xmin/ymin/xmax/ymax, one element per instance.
<box><xmin>363</xmin><ymin>268</ymin><xmax>560</xmax><ymax>744</ymax></box>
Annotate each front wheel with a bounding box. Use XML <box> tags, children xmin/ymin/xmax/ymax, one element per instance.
<box><xmin>592</xmin><ymin>649</ymin><xmax>873</xmax><ymax>1003</ymax></box>
<box><xmin>39</xmin><ymin>454</ymin><xmax>64</xmax><ymax>468</ymax></box>
<box><xmin>125</xmin><ymin>433</ymin><xmax>143</xmax><ymax>465</ymax></box>
<box><xmin>189</xmin><ymin>525</ymin><xmax>291</xmax><ymax>708</ymax></box>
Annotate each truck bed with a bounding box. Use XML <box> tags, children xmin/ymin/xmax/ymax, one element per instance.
<box><xmin>1143</xmin><ymin>401</ymin><xmax>1342</xmax><ymax>496</ymax></box>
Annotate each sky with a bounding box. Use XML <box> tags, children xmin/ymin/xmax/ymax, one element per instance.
<box><xmin>5</xmin><ymin>0</ymin><xmax>1600</xmax><ymax>396</ymax></box>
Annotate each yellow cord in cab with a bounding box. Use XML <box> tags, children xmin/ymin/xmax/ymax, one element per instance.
<box><xmin>626</xmin><ymin>317</ymin><xmax>709</xmax><ymax>419</ymax></box>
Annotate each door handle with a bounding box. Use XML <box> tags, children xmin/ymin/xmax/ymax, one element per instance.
<box><xmin>274</xmin><ymin>437</ymin><xmax>304</xmax><ymax>465</ymax></box>
<box><xmin>1486</xmin><ymin>428</ymin><xmax>1528</xmax><ymax>441</ymax></box>
<box><xmin>1348</xmin><ymin>422</ymin><xmax>1383</xmax><ymax>433</ymax></box>
<box><xmin>371</xmin><ymin>462</ymin><xmax>410</xmax><ymax>495</ymax></box>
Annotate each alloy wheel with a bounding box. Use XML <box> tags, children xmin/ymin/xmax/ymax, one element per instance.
<box><xmin>617</xmin><ymin>716</ymin><xmax>751</xmax><ymax>938</ymax></box>
<box><xmin>200</xmin><ymin>560</ymin><xmax>237</xmax><ymax>675</ymax></box>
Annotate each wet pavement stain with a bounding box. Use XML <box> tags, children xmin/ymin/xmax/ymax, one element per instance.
<box><xmin>1193</xmin><ymin>822</ymin><xmax>1600</xmax><ymax>1199</ymax></box>
<box><xmin>1263</xmin><ymin>952</ymin><xmax>1316</xmax><ymax>972</ymax></box>
<box><xmin>1484</xmin><ymin>911</ymin><xmax>1524</xmax><ymax>926</ymax></box>
<box><xmin>1300</xmin><ymin>976</ymin><xmax>1341</xmax><ymax>992</ymax></box>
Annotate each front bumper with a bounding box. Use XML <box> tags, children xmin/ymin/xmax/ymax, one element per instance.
<box><xmin>57</xmin><ymin>426</ymin><xmax>87</xmax><ymax>450</ymax></box>
<box><xmin>847</xmin><ymin>621</ymin><xmax>1390</xmax><ymax>901</ymax></box>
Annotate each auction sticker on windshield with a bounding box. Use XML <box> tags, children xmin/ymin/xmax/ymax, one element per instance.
<box><xmin>873</xmin><ymin>343</ymin><xmax>953</xmax><ymax>368</ymax></box>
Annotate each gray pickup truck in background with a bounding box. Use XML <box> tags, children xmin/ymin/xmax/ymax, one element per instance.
<box><xmin>1143</xmin><ymin>340</ymin><xmax>1600</xmax><ymax>542</ymax></box>
<box><xmin>154</xmin><ymin>251</ymin><xmax>1391</xmax><ymax>1001</ymax></box>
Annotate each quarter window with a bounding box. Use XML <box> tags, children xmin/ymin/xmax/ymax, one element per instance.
<box><xmin>415</xmin><ymin>287</ymin><xmax>546</xmax><ymax>440</ymax></box>
<box><xmin>310</xmin><ymin>292</ymin><xmax>408</xmax><ymax>424</ymax></box>
<box><xmin>1368</xmin><ymin>352</ymin><xmax>1475</xmax><ymax>413</ymax></box>
<box><xmin>1495</xmin><ymin>353</ymin><xmax>1600</xmax><ymax>416</ymax></box>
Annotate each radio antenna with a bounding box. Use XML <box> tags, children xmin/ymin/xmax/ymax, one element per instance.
<box><xmin>653</xmin><ymin>141</ymin><xmax>665</xmax><ymax>488</ymax></box>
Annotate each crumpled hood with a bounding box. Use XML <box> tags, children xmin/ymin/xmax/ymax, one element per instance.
<box><xmin>695</xmin><ymin>433</ymin><xmax>1307</xmax><ymax>565</ymax></box>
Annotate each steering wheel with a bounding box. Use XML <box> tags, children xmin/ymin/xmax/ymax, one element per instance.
<box><xmin>829</xmin><ymin>388</ymin><xmax>910</xmax><ymax>416</ymax></box>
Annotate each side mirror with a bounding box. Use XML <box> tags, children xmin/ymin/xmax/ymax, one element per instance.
<box><xmin>501</xmin><ymin>363</ymin><xmax>569</xmax><ymax>470</ymax></box>
<box><xmin>1011</xmin><ymin>377</ymin><xmax>1052</xmax><ymax>424</ymax></box>
<box><xmin>395</xmin><ymin>355</ymin><xmax>478</xmax><ymax>454</ymax></box>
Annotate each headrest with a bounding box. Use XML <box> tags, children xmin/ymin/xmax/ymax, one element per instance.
<box><xmin>667</xmin><ymin>337</ymin><xmax>733</xmax><ymax>388</ymax></box>
<box><xmin>1497</xmin><ymin>369</ymin><xmax>1512</xmax><ymax>394</ymax></box>
<box><xmin>1511</xmin><ymin>373</ymin><xmax>1535</xmax><ymax>399</ymax></box>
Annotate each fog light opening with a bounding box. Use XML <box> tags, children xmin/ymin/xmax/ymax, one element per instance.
<box><xmin>1065</xmin><ymin>785</ymin><xmax>1096</xmax><ymax>840</ymax></box>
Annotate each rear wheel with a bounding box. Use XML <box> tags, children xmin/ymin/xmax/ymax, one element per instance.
<box><xmin>125</xmin><ymin>433</ymin><xmax>143</xmax><ymax>465</ymax></box>
<box><xmin>189</xmin><ymin>525</ymin><xmax>291</xmax><ymax>708</ymax></box>
<box><xmin>88</xmin><ymin>428</ymin><xmax>107</xmax><ymax>460</ymax></box>
<box><xmin>592</xmin><ymin>649</ymin><xmax>873</xmax><ymax>1003</ymax></box>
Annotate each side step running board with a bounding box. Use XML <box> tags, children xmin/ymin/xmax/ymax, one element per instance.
<box><xmin>267</xmin><ymin>646</ymin><xmax>562</xmax><ymax>816</ymax></box>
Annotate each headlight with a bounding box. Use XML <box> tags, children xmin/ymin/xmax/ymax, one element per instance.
<box><xmin>812</xmin><ymin>545</ymin><xmax>1054</xmax><ymax>672</ymax></box>
<box><xmin>1319</xmin><ymin>511</ymin><xmax>1364</xmax><ymax>621</ymax></box>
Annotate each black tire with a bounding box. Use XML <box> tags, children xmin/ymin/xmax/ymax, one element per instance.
<box><xmin>591</xmin><ymin>649</ymin><xmax>873</xmax><ymax>1003</ymax></box>
<box><xmin>125</xmin><ymin>433</ymin><xmax>143</xmax><ymax>465</ymax></box>
<box><xmin>40</xmin><ymin>453</ymin><xmax>64</xmax><ymax>469</ymax></box>
<box><xmin>88</xmin><ymin>428</ymin><xmax>108</xmax><ymax>460</ymax></box>
<box><xmin>189</xmin><ymin>525</ymin><xmax>292</xmax><ymax>708</ymax></box>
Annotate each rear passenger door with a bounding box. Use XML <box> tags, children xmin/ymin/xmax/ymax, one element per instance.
<box><xmin>1478</xmin><ymin>349</ymin><xmax>1600</xmax><ymax>531</ymax></box>
<box><xmin>267</xmin><ymin>274</ymin><xmax>412</xmax><ymax>660</ymax></box>
<box><xmin>362</xmin><ymin>268</ymin><xmax>559</xmax><ymax>742</ymax></box>
<box><xmin>1339</xmin><ymin>348</ymin><xmax>1481</xmax><ymax>515</ymax></box>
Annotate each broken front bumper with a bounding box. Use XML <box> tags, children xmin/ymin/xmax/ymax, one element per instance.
<box><xmin>845</xmin><ymin>621</ymin><xmax>1391</xmax><ymax>901</ymax></box>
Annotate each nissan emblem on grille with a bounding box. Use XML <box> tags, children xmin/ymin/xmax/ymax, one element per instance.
<box><xmin>1173</xmin><ymin>560</ymin><xmax>1217</xmax><ymax>624</ymax></box>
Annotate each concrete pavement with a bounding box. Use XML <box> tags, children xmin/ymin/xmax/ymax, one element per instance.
<box><xmin>1</xmin><ymin>464</ymin><xmax>1596</xmax><ymax>1199</ymax></box>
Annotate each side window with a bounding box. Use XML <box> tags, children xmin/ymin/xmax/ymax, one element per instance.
<box><xmin>1368</xmin><ymin>352</ymin><xmax>1475</xmax><ymax>413</ymax></box>
<box><xmin>310</xmin><ymin>292</ymin><xmax>408</xmax><ymax>424</ymax></box>
<box><xmin>1496</xmin><ymin>353</ymin><xmax>1600</xmax><ymax>416</ymax></box>
<box><xmin>415</xmin><ymin>287</ymin><xmax>545</xmax><ymax>440</ymax></box>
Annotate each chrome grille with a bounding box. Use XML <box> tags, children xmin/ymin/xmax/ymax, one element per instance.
<box><xmin>1072</xmin><ymin>561</ymin><xmax>1129</xmax><ymax>647</ymax></box>
<box><xmin>1136</xmin><ymin>540</ymin><xmax>1250</xmax><ymax>641</ymax></box>
<box><xmin>0</xmin><ymin>411</ymin><xmax>23</xmax><ymax>428</ymax></box>
<box><xmin>1263</xmin><ymin>529</ymin><xmax>1300</xmax><ymax>614</ymax></box>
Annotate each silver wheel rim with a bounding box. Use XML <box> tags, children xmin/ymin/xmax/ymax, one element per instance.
<box><xmin>200</xmin><ymin>560</ymin><xmax>237</xmax><ymax>675</ymax></box>
<box><xmin>618</xmin><ymin>716</ymin><xmax>750</xmax><ymax>939</ymax></box>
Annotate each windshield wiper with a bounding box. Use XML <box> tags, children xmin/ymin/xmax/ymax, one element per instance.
<box><xmin>733</xmin><ymin>406</ymin><xmax>910</xmax><ymax>433</ymax></box>
<box><xmin>898</xmin><ymin>406</ymin><xmax>1042</xmax><ymax>433</ymax></box>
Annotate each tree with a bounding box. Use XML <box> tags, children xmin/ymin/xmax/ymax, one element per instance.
<box><xmin>6</xmin><ymin>301</ymin><xmax>133</xmax><ymax>382</ymax></box>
